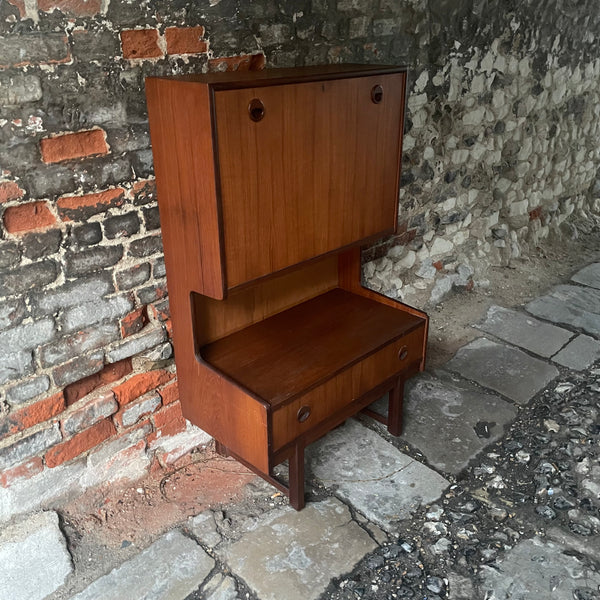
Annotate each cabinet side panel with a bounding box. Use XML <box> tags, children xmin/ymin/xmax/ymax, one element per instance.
<box><xmin>146</xmin><ymin>78</ymin><xmax>224</xmax><ymax>299</ymax></box>
<box><xmin>214</xmin><ymin>73</ymin><xmax>406</xmax><ymax>289</ymax></box>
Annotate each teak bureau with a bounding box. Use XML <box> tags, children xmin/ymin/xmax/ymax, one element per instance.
<box><xmin>146</xmin><ymin>64</ymin><xmax>428</xmax><ymax>510</ymax></box>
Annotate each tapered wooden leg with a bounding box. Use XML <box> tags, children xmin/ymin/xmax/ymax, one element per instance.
<box><xmin>387</xmin><ymin>377</ymin><xmax>404</xmax><ymax>436</ymax></box>
<box><xmin>288</xmin><ymin>444</ymin><xmax>305</xmax><ymax>510</ymax></box>
<box><xmin>214</xmin><ymin>440</ymin><xmax>230</xmax><ymax>457</ymax></box>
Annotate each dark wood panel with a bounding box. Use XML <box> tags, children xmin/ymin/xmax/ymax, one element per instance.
<box><xmin>146</xmin><ymin>78</ymin><xmax>225</xmax><ymax>299</ymax></box>
<box><xmin>201</xmin><ymin>288</ymin><xmax>424</xmax><ymax>406</ymax></box>
<box><xmin>214</xmin><ymin>73</ymin><xmax>406</xmax><ymax>288</ymax></box>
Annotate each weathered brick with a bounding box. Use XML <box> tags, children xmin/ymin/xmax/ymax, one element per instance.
<box><xmin>165</xmin><ymin>26</ymin><xmax>207</xmax><ymax>55</ymax></box>
<box><xmin>0</xmin><ymin>351</ymin><xmax>33</xmax><ymax>385</ymax></box>
<box><xmin>207</xmin><ymin>53</ymin><xmax>266</xmax><ymax>72</ymax></box>
<box><xmin>3</xmin><ymin>201</ymin><xmax>57</xmax><ymax>234</ymax></box>
<box><xmin>142</xmin><ymin>206</ymin><xmax>160</xmax><ymax>230</ymax></box>
<box><xmin>105</xmin><ymin>125</ymin><xmax>150</xmax><ymax>154</ymax></box>
<box><xmin>0</xmin><ymin>318</ymin><xmax>55</xmax><ymax>354</ymax></box>
<box><xmin>64</xmin><ymin>245</ymin><xmax>124</xmax><ymax>278</ymax></box>
<box><xmin>0</xmin><ymin>457</ymin><xmax>43</xmax><ymax>488</ymax></box>
<box><xmin>71</xmin><ymin>29</ymin><xmax>120</xmax><ymax>63</ymax></box>
<box><xmin>0</xmin><ymin>74</ymin><xmax>42</xmax><ymax>105</ymax></box>
<box><xmin>38</xmin><ymin>0</ymin><xmax>102</xmax><ymax>17</ymax></box>
<box><xmin>128</xmin><ymin>235</ymin><xmax>163</xmax><ymax>258</ymax></box>
<box><xmin>152</xmin><ymin>257</ymin><xmax>166</xmax><ymax>279</ymax></box>
<box><xmin>61</xmin><ymin>390</ymin><xmax>118</xmax><ymax>436</ymax></box>
<box><xmin>148</xmin><ymin>299</ymin><xmax>170</xmax><ymax>322</ymax></box>
<box><xmin>148</xmin><ymin>402</ymin><xmax>187</xmax><ymax>442</ymax></box>
<box><xmin>52</xmin><ymin>350</ymin><xmax>104</xmax><ymax>388</ymax></box>
<box><xmin>0</xmin><ymin>181</ymin><xmax>25</xmax><ymax>203</ymax></box>
<box><xmin>114</xmin><ymin>391</ymin><xmax>161</xmax><ymax>428</ymax></box>
<box><xmin>24</xmin><ymin>163</ymin><xmax>77</xmax><ymax>199</ymax></box>
<box><xmin>61</xmin><ymin>295</ymin><xmax>133</xmax><ymax>332</ymax></box>
<box><xmin>64</xmin><ymin>358</ymin><xmax>132</xmax><ymax>406</ymax></box>
<box><xmin>0</xmin><ymin>392</ymin><xmax>65</xmax><ymax>437</ymax></box>
<box><xmin>0</xmin><ymin>260</ymin><xmax>58</xmax><ymax>297</ymax></box>
<box><xmin>32</xmin><ymin>274</ymin><xmax>113</xmax><ymax>315</ymax></box>
<box><xmin>0</xmin><ymin>33</ymin><xmax>70</xmax><ymax>69</ymax></box>
<box><xmin>5</xmin><ymin>375</ymin><xmax>50</xmax><ymax>406</ymax></box>
<box><xmin>22</xmin><ymin>229</ymin><xmax>62</xmax><ymax>260</ymax></box>
<box><xmin>106</xmin><ymin>326</ymin><xmax>167</xmax><ymax>363</ymax></box>
<box><xmin>57</xmin><ymin>188</ymin><xmax>125</xmax><ymax>221</ymax></box>
<box><xmin>0</xmin><ymin>241</ymin><xmax>21</xmax><ymax>270</ymax></box>
<box><xmin>104</xmin><ymin>211</ymin><xmax>140</xmax><ymax>239</ymax></box>
<box><xmin>158</xmin><ymin>380</ymin><xmax>179</xmax><ymax>406</ymax></box>
<box><xmin>0</xmin><ymin>299</ymin><xmax>27</xmax><ymax>332</ymax></box>
<box><xmin>71</xmin><ymin>222</ymin><xmax>102</xmax><ymax>246</ymax></box>
<box><xmin>40</xmin><ymin>323</ymin><xmax>120</xmax><ymax>368</ymax></box>
<box><xmin>131</xmin><ymin>179</ymin><xmax>156</xmax><ymax>206</ymax></box>
<box><xmin>4</xmin><ymin>0</ymin><xmax>27</xmax><ymax>19</ymax></box>
<box><xmin>142</xmin><ymin>342</ymin><xmax>173</xmax><ymax>362</ymax></box>
<box><xmin>45</xmin><ymin>418</ymin><xmax>115</xmax><ymax>468</ymax></box>
<box><xmin>40</xmin><ymin>129</ymin><xmax>109</xmax><ymax>164</ymax></box>
<box><xmin>120</xmin><ymin>29</ymin><xmax>163</xmax><ymax>60</ymax></box>
<box><xmin>115</xmin><ymin>263</ymin><xmax>151</xmax><ymax>291</ymax></box>
<box><xmin>0</xmin><ymin>423</ymin><xmax>62</xmax><ymax>470</ymax></box>
<box><xmin>136</xmin><ymin>282</ymin><xmax>168</xmax><ymax>305</ymax></box>
<box><xmin>130</xmin><ymin>149</ymin><xmax>153</xmax><ymax>178</ymax></box>
<box><xmin>120</xmin><ymin>307</ymin><xmax>148</xmax><ymax>338</ymax></box>
<box><xmin>113</xmin><ymin>369</ymin><xmax>174</xmax><ymax>406</ymax></box>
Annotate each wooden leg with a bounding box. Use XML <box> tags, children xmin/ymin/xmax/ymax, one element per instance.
<box><xmin>214</xmin><ymin>440</ymin><xmax>230</xmax><ymax>457</ymax></box>
<box><xmin>288</xmin><ymin>444</ymin><xmax>305</xmax><ymax>510</ymax></box>
<box><xmin>387</xmin><ymin>377</ymin><xmax>404</xmax><ymax>436</ymax></box>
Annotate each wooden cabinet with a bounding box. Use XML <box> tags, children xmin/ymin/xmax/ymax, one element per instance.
<box><xmin>146</xmin><ymin>64</ymin><xmax>428</xmax><ymax>510</ymax></box>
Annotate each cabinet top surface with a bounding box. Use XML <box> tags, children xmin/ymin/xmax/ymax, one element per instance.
<box><xmin>146</xmin><ymin>63</ymin><xmax>407</xmax><ymax>90</ymax></box>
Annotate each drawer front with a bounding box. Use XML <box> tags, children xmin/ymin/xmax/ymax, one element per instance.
<box><xmin>271</xmin><ymin>324</ymin><xmax>425</xmax><ymax>451</ymax></box>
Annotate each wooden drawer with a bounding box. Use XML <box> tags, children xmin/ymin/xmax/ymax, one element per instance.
<box><xmin>270</xmin><ymin>324</ymin><xmax>425</xmax><ymax>451</ymax></box>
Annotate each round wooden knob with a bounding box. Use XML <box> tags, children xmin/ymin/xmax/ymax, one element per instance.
<box><xmin>248</xmin><ymin>98</ymin><xmax>265</xmax><ymax>121</ymax></box>
<box><xmin>297</xmin><ymin>406</ymin><xmax>311</xmax><ymax>423</ymax></box>
<box><xmin>398</xmin><ymin>345</ymin><xmax>408</xmax><ymax>361</ymax></box>
<box><xmin>371</xmin><ymin>84</ymin><xmax>383</xmax><ymax>104</ymax></box>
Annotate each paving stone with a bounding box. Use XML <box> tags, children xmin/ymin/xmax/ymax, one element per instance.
<box><xmin>0</xmin><ymin>511</ymin><xmax>73</xmax><ymax>600</ymax></box>
<box><xmin>571</xmin><ymin>262</ymin><xmax>600</xmax><ymax>289</ymax></box>
<box><xmin>445</xmin><ymin>337</ymin><xmax>559</xmax><ymax>404</ymax></box>
<box><xmin>187</xmin><ymin>510</ymin><xmax>222</xmax><ymax>549</ymax></box>
<box><xmin>306</xmin><ymin>420</ymin><xmax>449</xmax><ymax>531</ymax></box>
<box><xmin>526</xmin><ymin>284</ymin><xmax>600</xmax><ymax>338</ymax></box>
<box><xmin>480</xmin><ymin>536</ymin><xmax>600</xmax><ymax>599</ymax></box>
<box><xmin>551</xmin><ymin>334</ymin><xmax>600</xmax><ymax>370</ymax></box>
<box><xmin>70</xmin><ymin>530</ymin><xmax>214</xmax><ymax>600</ymax></box>
<box><xmin>202</xmin><ymin>573</ymin><xmax>238</xmax><ymax>600</ymax></box>
<box><xmin>475</xmin><ymin>305</ymin><xmax>574</xmax><ymax>357</ymax></box>
<box><xmin>220</xmin><ymin>498</ymin><xmax>376</xmax><ymax>600</ymax></box>
<box><xmin>546</xmin><ymin>526</ymin><xmax>600</xmax><ymax>563</ymax></box>
<box><xmin>372</xmin><ymin>371</ymin><xmax>518</xmax><ymax>474</ymax></box>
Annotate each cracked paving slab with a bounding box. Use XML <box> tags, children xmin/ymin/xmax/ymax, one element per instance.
<box><xmin>399</xmin><ymin>370</ymin><xmax>517</xmax><ymax>474</ymax></box>
<box><xmin>305</xmin><ymin>419</ymin><xmax>449</xmax><ymax>531</ymax></box>
<box><xmin>480</xmin><ymin>536</ymin><xmax>600</xmax><ymax>600</ymax></box>
<box><xmin>219</xmin><ymin>497</ymin><xmax>377</xmax><ymax>600</ymax></box>
<box><xmin>525</xmin><ymin>284</ymin><xmax>600</xmax><ymax>338</ymax></box>
<box><xmin>445</xmin><ymin>337</ymin><xmax>559</xmax><ymax>404</ymax></box>
<box><xmin>571</xmin><ymin>262</ymin><xmax>600</xmax><ymax>290</ymax></box>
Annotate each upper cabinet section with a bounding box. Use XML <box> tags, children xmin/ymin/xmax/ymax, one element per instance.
<box><xmin>146</xmin><ymin>65</ymin><xmax>407</xmax><ymax>299</ymax></box>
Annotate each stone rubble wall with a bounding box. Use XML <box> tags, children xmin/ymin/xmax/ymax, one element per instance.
<box><xmin>0</xmin><ymin>0</ymin><xmax>599</xmax><ymax>522</ymax></box>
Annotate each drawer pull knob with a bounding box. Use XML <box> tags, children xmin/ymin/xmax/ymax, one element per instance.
<box><xmin>297</xmin><ymin>406</ymin><xmax>311</xmax><ymax>423</ymax></box>
<box><xmin>248</xmin><ymin>98</ymin><xmax>265</xmax><ymax>122</ymax></box>
<box><xmin>398</xmin><ymin>346</ymin><xmax>408</xmax><ymax>361</ymax></box>
<box><xmin>371</xmin><ymin>84</ymin><xmax>383</xmax><ymax>104</ymax></box>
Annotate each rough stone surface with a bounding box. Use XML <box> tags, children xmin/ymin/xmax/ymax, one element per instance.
<box><xmin>372</xmin><ymin>370</ymin><xmax>518</xmax><ymax>474</ymax></box>
<box><xmin>202</xmin><ymin>574</ymin><xmax>238</xmax><ymax>600</ymax></box>
<box><xmin>0</xmin><ymin>511</ymin><xmax>73</xmax><ymax>600</ymax></box>
<box><xmin>480</xmin><ymin>537</ymin><xmax>600</xmax><ymax>600</ymax></box>
<box><xmin>476</xmin><ymin>305</ymin><xmax>574</xmax><ymax>358</ymax></box>
<box><xmin>526</xmin><ymin>285</ymin><xmax>600</xmax><ymax>338</ymax></box>
<box><xmin>551</xmin><ymin>334</ymin><xmax>600</xmax><ymax>370</ymax></box>
<box><xmin>571</xmin><ymin>262</ymin><xmax>600</xmax><ymax>289</ymax></box>
<box><xmin>306</xmin><ymin>419</ymin><xmax>450</xmax><ymax>530</ymax></box>
<box><xmin>5</xmin><ymin>375</ymin><xmax>50</xmax><ymax>405</ymax></box>
<box><xmin>446</xmin><ymin>337</ymin><xmax>559</xmax><ymax>404</ymax></box>
<box><xmin>69</xmin><ymin>530</ymin><xmax>213</xmax><ymax>600</ymax></box>
<box><xmin>221</xmin><ymin>498</ymin><xmax>377</xmax><ymax>600</ymax></box>
<box><xmin>187</xmin><ymin>511</ymin><xmax>222</xmax><ymax>549</ymax></box>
